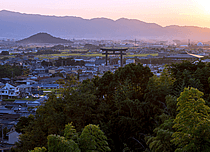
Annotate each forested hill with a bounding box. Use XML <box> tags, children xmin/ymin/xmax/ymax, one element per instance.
<box><xmin>16</xmin><ymin>33</ymin><xmax>72</xmax><ymax>44</ymax></box>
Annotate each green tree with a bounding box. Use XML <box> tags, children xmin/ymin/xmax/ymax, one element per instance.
<box><xmin>15</xmin><ymin>63</ymin><xmax>156</xmax><ymax>152</ymax></box>
<box><xmin>48</xmin><ymin>135</ymin><xmax>80</xmax><ymax>152</ymax></box>
<box><xmin>64</xmin><ymin>122</ymin><xmax>78</xmax><ymax>141</ymax></box>
<box><xmin>15</xmin><ymin>94</ymin><xmax>67</xmax><ymax>152</ymax></box>
<box><xmin>32</xmin><ymin>123</ymin><xmax>110</xmax><ymax>152</ymax></box>
<box><xmin>171</xmin><ymin>87</ymin><xmax>210</xmax><ymax>152</ymax></box>
<box><xmin>79</xmin><ymin>124</ymin><xmax>111</xmax><ymax>152</ymax></box>
<box><xmin>168</xmin><ymin>61</ymin><xmax>210</xmax><ymax>100</ymax></box>
<box><xmin>29</xmin><ymin>147</ymin><xmax>47</xmax><ymax>152</ymax></box>
<box><xmin>114</xmin><ymin>63</ymin><xmax>153</xmax><ymax>101</ymax></box>
<box><xmin>145</xmin><ymin>95</ymin><xmax>177</xmax><ymax>152</ymax></box>
<box><xmin>63</xmin><ymin>80</ymin><xmax>97</xmax><ymax>131</ymax></box>
<box><xmin>145</xmin><ymin>118</ymin><xmax>175</xmax><ymax>152</ymax></box>
<box><xmin>0</xmin><ymin>64</ymin><xmax>25</xmax><ymax>78</ymax></box>
<box><xmin>15</xmin><ymin>114</ymin><xmax>35</xmax><ymax>133</ymax></box>
<box><xmin>91</xmin><ymin>63</ymin><xmax>154</xmax><ymax>151</ymax></box>
<box><xmin>144</xmin><ymin>68</ymin><xmax>175</xmax><ymax>119</ymax></box>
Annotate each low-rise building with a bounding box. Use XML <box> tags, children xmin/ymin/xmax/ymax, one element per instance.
<box><xmin>0</xmin><ymin>83</ymin><xmax>20</xmax><ymax>99</ymax></box>
<box><xmin>126</xmin><ymin>59</ymin><xmax>135</xmax><ymax>65</ymax></box>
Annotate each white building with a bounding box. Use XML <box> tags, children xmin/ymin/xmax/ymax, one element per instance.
<box><xmin>0</xmin><ymin>83</ymin><xmax>20</xmax><ymax>99</ymax></box>
<box><xmin>197</xmin><ymin>42</ymin><xmax>203</xmax><ymax>46</ymax></box>
<box><xmin>6</xmin><ymin>126</ymin><xmax>21</xmax><ymax>144</ymax></box>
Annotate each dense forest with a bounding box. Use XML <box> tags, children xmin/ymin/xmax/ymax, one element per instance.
<box><xmin>13</xmin><ymin>61</ymin><xmax>210</xmax><ymax>152</ymax></box>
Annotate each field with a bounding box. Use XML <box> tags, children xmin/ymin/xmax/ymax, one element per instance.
<box><xmin>63</xmin><ymin>49</ymin><xmax>88</xmax><ymax>52</ymax></box>
<box><xmin>0</xmin><ymin>55</ymin><xmax>15</xmax><ymax>59</ymax></box>
<box><xmin>0</xmin><ymin>53</ymin><xmax>158</xmax><ymax>60</ymax></box>
<box><xmin>36</xmin><ymin>53</ymin><xmax>158</xmax><ymax>59</ymax></box>
<box><xmin>127</xmin><ymin>53</ymin><xmax>158</xmax><ymax>57</ymax></box>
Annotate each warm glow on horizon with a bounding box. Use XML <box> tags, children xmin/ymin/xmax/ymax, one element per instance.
<box><xmin>1</xmin><ymin>0</ymin><xmax>210</xmax><ymax>28</ymax></box>
<box><xmin>199</xmin><ymin>0</ymin><xmax>210</xmax><ymax>14</ymax></box>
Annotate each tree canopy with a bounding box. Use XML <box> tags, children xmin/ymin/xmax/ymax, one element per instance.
<box><xmin>29</xmin><ymin>123</ymin><xmax>110</xmax><ymax>152</ymax></box>
<box><xmin>172</xmin><ymin>87</ymin><xmax>210</xmax><ymax>152</ymax></box>
<box><xmin>14</xmin><ymin>61</ymin><xmax>210</xmax><ymax>152</ymax></box>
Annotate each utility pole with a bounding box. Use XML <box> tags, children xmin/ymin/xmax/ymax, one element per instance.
<box><xmin>12</xmin><ymin>71</ymin><xmax>14</xmax><ymax>84</ymax></box>
<box><xmin>188</xmin><ymin>39</ymin><xmax>191</xmax><ymax>47</ymax></box>
<box><xmin>135</xmin><ymin>39</ymin><xmax>137</xmax><ymax>47</ymax></box>
<box><xmin>1</xmin><ymin>124</ymin><xmax>3</xmax><ymax>144</ymax></box>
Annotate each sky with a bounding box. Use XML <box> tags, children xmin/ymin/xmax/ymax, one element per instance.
<box><xmin>1</xmin><ymin>0</ymin><xmax>210</xmax><ymax>28</ymax></box>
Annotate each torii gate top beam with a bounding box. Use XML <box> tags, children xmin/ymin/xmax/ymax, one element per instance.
<box><xmin>100</xmin><ymin>48</ymin><xmax>128</xmax><ymax>51</ymax></box>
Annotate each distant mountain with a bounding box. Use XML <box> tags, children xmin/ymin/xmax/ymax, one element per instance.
<box><xmin>1</xmin><ymin>10</ymin><xmax>210</xmax><ymax>41</ymax></box>
<box><xmin>16</xmin><ymin>33</ymin><xmax>72</xmax><ymax>44</ymax></box>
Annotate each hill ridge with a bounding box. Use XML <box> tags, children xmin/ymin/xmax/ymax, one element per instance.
<box><xmin>1</xmin><ymin>10</ymin><xmax>210</xmax><ymax>40</ymax></box>
<box><xmin>16</xmin><ymin>32</ymin><xmax>73</xmax><ymax>44</ymax></box>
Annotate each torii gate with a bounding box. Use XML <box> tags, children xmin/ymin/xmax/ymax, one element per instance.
<box><xmin>101</xmin><ymin>48</ymin><xmax>128</xmax><ymax>67</ymax></box>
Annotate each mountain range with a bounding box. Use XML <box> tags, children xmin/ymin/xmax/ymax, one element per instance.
<box><xmin>1</xmin><ymin>10</ymin><xmax>210</xmax><ymax>41</ymax></box>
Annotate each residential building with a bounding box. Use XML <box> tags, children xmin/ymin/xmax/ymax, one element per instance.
<box><xmin>0</xmin><ymin>83</ymin><xmax>20</xmax><ymax>99</ymax></box>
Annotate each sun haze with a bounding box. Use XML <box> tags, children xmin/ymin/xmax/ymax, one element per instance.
<box><xmin>1</xmin><ymin>0</ymin><xmax>210</xmax><ymax>28</ymax></box>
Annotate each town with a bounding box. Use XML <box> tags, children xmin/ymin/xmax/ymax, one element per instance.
<box><xmin>0</xmin><ymin>33</ymin><xmax>210</xmax><ymax>151</ymax></box>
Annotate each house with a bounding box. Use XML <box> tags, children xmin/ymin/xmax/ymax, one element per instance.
<box><xmin>126</xmin><ymin>59</ymin><xmax>135</xmax><ymax>65</ymax></box>
<box><xmin>0</xmin><ymin>78</ymin><xmax>11</xmax><ymax>84</ymax></box>
<box><xmin>12</xmin><ymin>100</ymin><xmax>38</xmax><ymax>115</ymax></box>
<box><xmin>0</xmin><ymin>82</ymin><xmax>4</xmax><ymax>87</ymax></box>
<box><xmin>16</xmin><ymin>84</ymin><xmax>34</xmax><ymax>98</ymax></box>
<box><xmin>6</xmin><ymin>126</ymin><xmax>21</xmax><ymax>144</ymax></box>
<box><xmin>95</xmin><ymin>59</ymin><xmax>106</xmax><ymax>66</ymax></box>
<box><xmin>39</xmin><ymin>84</ymin><xmax>60</xmax><ymax>89</ymax></box>
<box><xmin>13</xmin><ymin>100</ymin><xmax>28</xmax><ymax>106</ymax></box>
<box><xmin>31</xmin><ymin>84</ymin><xmax>60</xmax><ymax>90</ymax></box>
<box><xmin>165</xmin><ymin>54</ymin><xmax>196</xmax><ymax>60</ymax></box>
<box><xmin>0</xmin><ymin>83</ymin><xmax>20</xmax><ymax>99</ymax></box>
<box><xmin>0</xmin><ymin>119</ymin><xmax>19</xmax><ymax>149</ymax></box>
<box><xmin>79</xmin><ymin>73</ymin><xmax>94</xmax><ymax>82</ymax></box>
<box><xmin>38</xmin><ymin>77</ymin><xmax>63</xmax><ymax>84</ymax></box>
<box><xmin>0</xmin><ymin>106</ymin><xmax>15</xmax><ymax>114</ymax></box>
<box><xmin>0</xmin><ymin>113</ymin><xmax>20</xmax><ymax>120</ymax></box>
<box><xmin>15</xmin><ymin>80</ymin><xmax>37</xmax><ymax>85</ymax></box>
<box><xmin>85</xmin><ymin>63</ymin><xmax>98</xmax><ymax>71</ymax></box>
<box><xmin>48</xmin><ymin>67</ymin><xmax>56</xmax><ymax>74</ymax></box>
<box><xmin>27</xmin><ymin>101</ymin><xmax>41</xmax><ymax>107</ymax></box>
<box><xmin>200</xmin><ymin>59</ymin><xmax>210</xmax><ymax>63</ymax></box>
<box><xmin>0</xmin><ymin>60</ymin><xmax>4</xmax><ymax>65</ymax></box>
<box><xmin>37</xmin><ymin>73</ymin><xmax>52</xmax><ymax>78</ymax></box>
<box><xmin>16</xmin><ymin>107</ymin><xmax>29</xmax><ymax>115</ymax></box>
<box><xmin>32</xmin><ymin>68</ymin><xmax>46</xmax><ymax>75</ymax></box>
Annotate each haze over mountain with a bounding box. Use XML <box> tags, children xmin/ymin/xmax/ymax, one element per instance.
<box><xmin>16</xmin><ymin>33</ymin><xmax>72</xmax><ymax>44</ymax></box>
<box><xmin>1</xmin><ymin>10</ymin><xmax>210</xmax><ymax>41</ymax></box>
